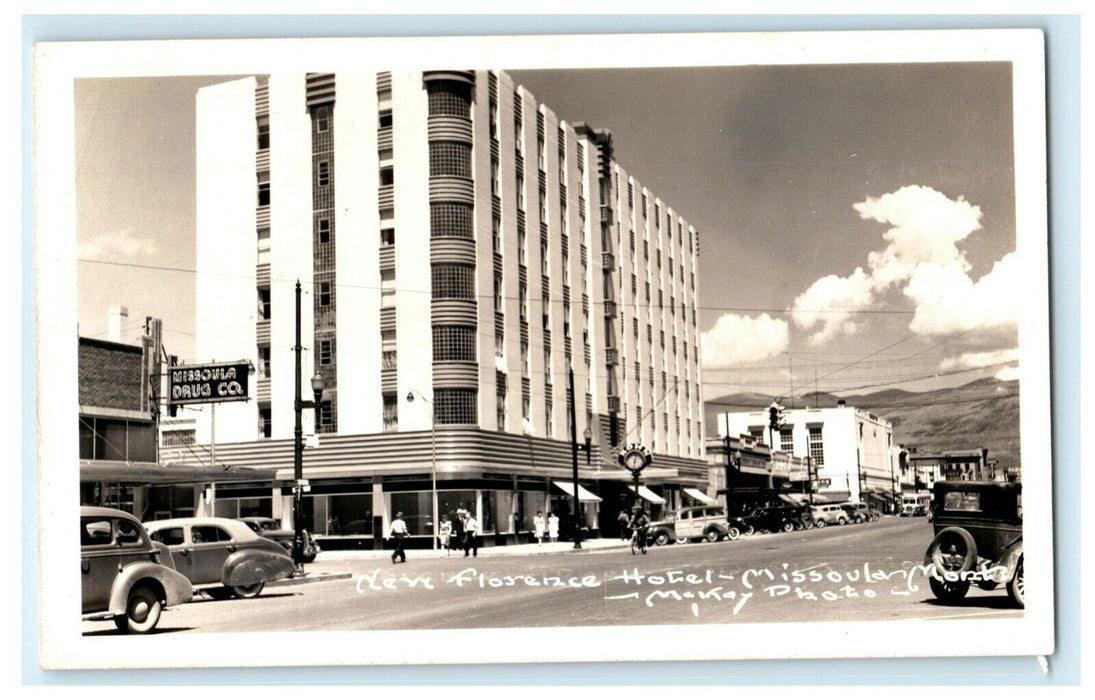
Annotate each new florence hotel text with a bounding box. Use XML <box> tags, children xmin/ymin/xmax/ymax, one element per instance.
<box><xmin>159</xmin><ymin>70</ymin><xmax>707</xmax><ymax>547</ymax></box>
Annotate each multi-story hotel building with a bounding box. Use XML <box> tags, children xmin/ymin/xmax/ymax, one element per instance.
<box><xmin>169</xmin><ymin>70</ymin><xmax>707</xmax><ymax>545</ymax></box>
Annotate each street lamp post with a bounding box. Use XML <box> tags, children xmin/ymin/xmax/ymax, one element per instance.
<box><xmin>293</xmin><ymin>280</ymin><xmax>326</xmax><ymax>574</ymax></box>
<box><xmin>406</xmin><ymin>390</ymin><xmax>437</xmax><ymax>550</ymax></box>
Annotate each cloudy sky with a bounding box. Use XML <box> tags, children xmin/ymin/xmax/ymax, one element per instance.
<box><xmin>75</xmin><ymin>61</ymin><xmax>1019</xmax><ymax>403</ymax></box>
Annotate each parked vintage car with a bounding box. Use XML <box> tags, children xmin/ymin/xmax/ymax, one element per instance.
<box><xmin>81</xmin><ymin>507</ymin><xmax>193</xmax><ymax>634</ymax></box>
<box><xmin>647</xmin><ymin>506</ymin><xmax>739</xmax><ymax>546</ymax></box>
<box><xmin>146</xmin><ymin>517</ymin><xmax>295</xmax><ymax>599</ymax></box>
<box><xmin>238</xmin><ymin>516</ymin><xmax>320</xmax><ymax>564</ymax></box>
<box><xmin>839</xmin><ymin>502</ymin><xmax>881</xmax><ymax>523</ymax></box>
<box><xmin>809</xmin><ymin>503</ymin><xmax>850</xmax><ymax>528</ymax></box>
<box><xmin>922</xmin><ymin>481</ymin><xmax>1024</xmax><ymax>608</ymax></box>
<box><xmin>742</xmin><ymin>505</ymin><xmax>808</xmax><ymax>534</ymax></box>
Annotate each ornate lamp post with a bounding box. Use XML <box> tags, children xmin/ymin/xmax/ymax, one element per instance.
<box><xmin>293</xmin><ymin>280</ymin><xmax>326</xmax><ymax>574</ymax></box>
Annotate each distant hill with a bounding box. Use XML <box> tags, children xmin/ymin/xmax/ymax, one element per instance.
<box><xmin>704</xmin><ymin>378</ymin><xmax>1022</xmax><ymax>470</ymax></box>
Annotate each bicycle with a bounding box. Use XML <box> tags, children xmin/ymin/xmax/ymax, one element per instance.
<box><xmin>630</xmin><ymin>528</ymin><xmax>648</xmax><ymax>555</ymax></box>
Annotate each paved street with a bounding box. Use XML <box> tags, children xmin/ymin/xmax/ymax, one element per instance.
<box><xmin>83</xmin><ymin>517</ymin><xmax>1022</xmax><ymax>635</ymax></box>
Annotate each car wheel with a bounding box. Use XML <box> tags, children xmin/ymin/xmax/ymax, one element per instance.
<box><xmin>654</xmin><ymin>532</ymin><xmax>670</xmax><ymax>547</ymax></box>
<box><xmin>803</xmin><ymin>519</ymin><xmax>814</xmax><ymax>530</ymax></box>
<box><xmin>1007</xmin><ymin>555</ymin><xmax>1025</xmax><ymax>608</ymax></box>
<box><xmin>676</xmin><ymin>537</ymin><xmax>690</xmax><ymax>545</ymax></box>
<box><xmin>205</xmin><ymin>586</ymin><xmax>234</xmax><ymax>601</ymax></box>
<box><xmin>975</xmin><ymin>580</ymin><xmax>999</xmax><ymax>591</ymax></box>
<box><xmin>854</xmin><ymin>515</ymin><xmax>864</xmax><ymax>524</ymax></box>
<box><xmin>743</xmin><ymin>525</ymin><xmax>755</xmax><ymax>536</ymax></box>
<box><xmin>114</xmin><ymin>585</ymin><xmax>162</xmax><ymax>634</ymax></box>
<box><xmin>302</xmin><ymin>550</ymin><xmax>318</xmax><ymax>564</ymax></box>
<box><xmin>837</xmin><ymin>517</ymin><xmax>848</xmax><ymax>526</ymax></box>
<box><xmin>231</xmin><ymin>582</ymin><xmax>265</xmax><ymax>599</ymax></box>
<box><xmin>704</xmin><ymin>528</ymin><xmax>721</xmax><ymax>543</ymax></box>
<box><xmin>726</xmin><ymin>527</ymin><xmax>740</xmax><ymax>541</ymax></box>
<box><xmin>781</xmin><ymin>521</ymin><xmax>795</xmax><ymax>533</ymax></box>
<box><xmin>815</xmin><ymin>519</ymin><xmax>827</xmax><ymax>529</ymax></box>
<box><xmin>929</xmin><ymin>575</ymin><xmax>971</xmax><ymax>603</ymax></box>
<box><xmin>929</xmin><ymin>527</ymin><xmax>978</xmax><ymax>574</ymax></box>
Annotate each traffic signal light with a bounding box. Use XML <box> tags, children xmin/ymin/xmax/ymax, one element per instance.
<box><xmin>768</xmin><ymin>406</ymin><xmax>779</xmax><ymax>431</ymax></box>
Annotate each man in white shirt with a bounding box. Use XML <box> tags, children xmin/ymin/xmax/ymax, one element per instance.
<box><xmin>389</xmin><ymin>511</ymin><xmax>408</xmax><ymax>564</ymax></box>
<box><xmin>462</xmin><ymin>511</ymin><xmax>479</xmax><ymax>558</ymax></box>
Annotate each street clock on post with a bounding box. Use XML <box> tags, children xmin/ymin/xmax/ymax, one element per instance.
<box><xmin>618</xmin><ymin>444</ymin><xmax>652</xmax><ymax>509</ymax></box>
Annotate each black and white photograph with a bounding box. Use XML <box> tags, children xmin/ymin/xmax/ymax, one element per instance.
<box><xmin>34</xmin><ymin>29</ymin><xmax>1054</xmax><ymax>669</ymax></box>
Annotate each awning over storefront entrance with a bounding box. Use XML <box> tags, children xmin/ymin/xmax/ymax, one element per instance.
<box><xmin>628</xmin><ymin>485</ymin><xmax>667</xmax><ymax>505</ymax></box>
<box><xmin>553</xmin><ymin>481</ymin><xmax>603</xmax><ymax>502</ymax></box>
<box><xmin>684</xmin><ymin>487</ymin><xmax>716</xmax><ymax>505</ymax></box>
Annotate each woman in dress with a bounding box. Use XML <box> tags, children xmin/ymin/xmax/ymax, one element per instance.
<box><xmin>533</xmin><ymin>510</ymin><xmax>545</xmax><ymax>546</ymax></box>
<box><xmin>547</xmin><ymin>511</ymin><xmax>560</xmax><ymax>543</ymax></box>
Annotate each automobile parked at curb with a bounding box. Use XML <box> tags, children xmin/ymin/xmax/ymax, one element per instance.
<box><xmin>81</xmin><ymin>507</ymin><xmax>193</xmax><ymax>634</ymax></box>
<box><xmin>839</xmin><ymin>502</ymin><xmax>880</xmax><ymax>523</ymax></box>
<box><xmin>923</xmin><ymin>481</ymin><xmax>1024</xmax><ymax>608</ymax></box>
<box><xmin>742</xmin><ymin>505</ymin><xmax>809</xmax><ymax>534</ymax></box>
<box><xmin>647</xmin><ymin>506</ymin><xmax>739</xmax><ymax>546</ymax></box>
<box><xmin>809</xmin><ymin>503</ymin><xmax>850</xmax><ymax>528</ymax></box>
<box><xmin>146</xmin><ymin>517</ymin><xmax>295</xmax><ymax>600</ymax></box>
<box><xmin>238</xmin><ymin>516</ymin><xmax>320</xmax><ymax>564</ymax></box>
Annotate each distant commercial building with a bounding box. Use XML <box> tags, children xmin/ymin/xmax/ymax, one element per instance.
<box><xmin>717</xmin><ymin>400</ymin><xmax>899</xmax><ymax>510</ymax></box>
<box><xmin>898</xmin><ymin>447</ymin><xmax>1011</xmax><ymax>489</ymax></box>
<box><xmin>705</xmin><ymin>433</ymin><xmax>809</xmax><ymax>513</ymax></box>
<box><xmin>168</xmin><ymin>70</ymin><xmax>708</xmax><ymax>545</ymax></box>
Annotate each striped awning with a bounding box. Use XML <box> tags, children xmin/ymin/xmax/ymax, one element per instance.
<box><xmin>553</xmin><ymin>481</ymin><xmax>603</xmax><ymax>502</ymax></box>
<box><xmin>629</xmin><ymin>485</ymin><xmax>667</xmax><ymax>505</ymax></box>
<box><xmin>684</xmin><ymin>487</ymin><xmax>717</xmax><ymax>505</ymax></box>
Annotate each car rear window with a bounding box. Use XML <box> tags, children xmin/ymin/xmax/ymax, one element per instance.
<box><xmin>192</xmin><ymin>525</ymin><xmax>232</xmax><ymax>543</ymax></box>
<box><xmin>81</xmin><ymin>518</ymin><xmax>113</xmax><ymax>546</ymax></box>
<box><xmin>943</xmin><ymin>491</ymin><xmax>982</xmax><ymax>512</ymax></box>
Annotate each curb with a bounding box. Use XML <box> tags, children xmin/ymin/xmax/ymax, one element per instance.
<box><xmin>315</xmin><ymin>543</ymin><xmax>633</xmax><ymax>562</ymax></box>
<box><xmin>268</xmin><ymin>571</ymin><xmax>354</xmax><ymax>588</ymax></box>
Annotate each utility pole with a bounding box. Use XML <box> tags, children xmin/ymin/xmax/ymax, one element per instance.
<box><xmin>567</xmin><ymin>368</ymin><xmax>581</xmax><ymax>549</ymax></box>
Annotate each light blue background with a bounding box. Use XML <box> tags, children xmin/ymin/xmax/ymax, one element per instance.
<box><xmin>22</xmin><ymin>13</ymin><xmax>1080</xmax><ymax>686</ymax></box>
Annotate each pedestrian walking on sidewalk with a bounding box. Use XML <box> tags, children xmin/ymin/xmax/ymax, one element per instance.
<box><xmin>389</xmin><ymin>512</ymin><xmax>408</xmax><ymax>564</ymax></box>
<box><xmin>463</xmin><ymin>511</ymin><xmax>479</xmax><ymax>557</ymax></box>
<box><xmin>533</xmin><ymin>511</ymin><xmax>546</xmax><ymax>546</ymax></box>
<box><xmin>451</xmin><ymin>510</ymin><xmax>465</xmax><ymax>554</ymax></box>
<box><xmin>548</xmin><ymin>512</ymin><xmax>559</xmax><ymax>543</ymax></box>
<box><xmin>439</xmin><ymin>514</ymin><xmax>453</xmax><ymax>556</ymax></box>
<box><xmin>618</xmin><ymin>509</ymin><xmax>630</xmax><ymax>540</ymax></box>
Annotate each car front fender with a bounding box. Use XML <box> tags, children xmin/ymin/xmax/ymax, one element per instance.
<box><xmin>992</xmin><ymin>540</ymin><xmax>1023</xmax><ymax>583</ymax></box>
<box><xmin>222</xmin><ymin>549</ymin><xmax>295</xmax><ymax>587</ymax></box>
<box><xmin>108</xmin><ymin>562</ymin><xmax>194</xmax><ymax>615</ymax></box>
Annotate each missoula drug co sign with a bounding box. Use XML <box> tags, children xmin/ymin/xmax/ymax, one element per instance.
<box><xmin>169</xmin><ymin>361</ymin><xmax>251</xmax><ymax>406</ymax></box>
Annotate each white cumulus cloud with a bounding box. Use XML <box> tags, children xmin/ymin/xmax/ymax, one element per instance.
<box><xmin>701</xmin><ymin>313</ymin><xmax>789</xmax><ymax>369</ymax></box>
<box><xmin>78</xmin><ymin>228</ymin><xmax>159</xmax><ymax>259</ymax></box>
<box><xmin>792</xmin><ymin>185</ymin><xmax>1014</xmax><ymax>344</ymax></box>
<box><xmin>939</xmin><ymin>347</ymin><xmax>1019</xmax><ymax>371</ymax></box>
<box><xmin>995</xmin><ymin>365</ymin><xmax>1021</xmax><ymax>382</ymax></box>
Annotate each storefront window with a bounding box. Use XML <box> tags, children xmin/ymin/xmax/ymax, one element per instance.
<box><xmin>438</xmin><ymin>490</ymin><xmax>476</xmax><ymax>522</ymax></box>
<box><xmin>391</xmin><ymin>491</ymin><xmax>432</xmax><ymax>536</ymax></box>
<box><xmin>327</xmin><ymin>494</ymin><xmax>372</xmax><ymax>536</ymax></box>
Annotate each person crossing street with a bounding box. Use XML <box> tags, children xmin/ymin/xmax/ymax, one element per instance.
<box><xmin>389</xmin><ymin>512</ymin><xmax>408</xmax><ymax>564</ymax></box>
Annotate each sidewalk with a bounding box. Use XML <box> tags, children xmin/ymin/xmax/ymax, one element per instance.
<box><xmin>313</xmin><ymin>536</ymin><xmax>632</xmax><ymax>563</ymax></box>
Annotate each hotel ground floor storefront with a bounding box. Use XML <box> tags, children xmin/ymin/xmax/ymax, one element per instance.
<box><xmin>129</xmin><ymin>427</ymin><xmax>710</xmax><ymax>549</ymax></box>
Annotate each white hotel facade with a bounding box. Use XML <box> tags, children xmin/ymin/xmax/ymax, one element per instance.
<box><xmin>170</xmin><ymin>70</ymin><xmax>707</xmax><ymax>545</ymax></box>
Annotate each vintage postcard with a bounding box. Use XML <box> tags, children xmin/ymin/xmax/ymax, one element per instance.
<box><xmin>35</xmin><ymin>29</ymin><xmax>1052</xmax><ymax>669</ymax></box>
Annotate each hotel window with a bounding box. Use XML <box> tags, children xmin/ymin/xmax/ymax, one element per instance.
<box><xmin>319</xmin><ymin>218</ymin><xmax>331</xmax><ymax>244</ymax></box>
<box><xmin>493</xmin><ymin>274</ymin><xmax>503</xmax><ymax>310</ymax></box>
<box><xmin>808</xmin><ymin>426</ymin><xmax>825</xmax><ymax>466</ymax></box>
<box><xmin>519</xmin><ymin>284</ymin><xmax>528</xmax><ymax>322</ymax></box>
<box><xmin>316</xmin><ymin>106</ymin><xmax>330</xmax><ymax>133</ymax></box>
<box><xmin>380</xmin><ymin>269</ymin><xmax>396</xmax><ymax>308</ymax></box>
<box><xmin>434</xmin><ymin>388</ymin><xmax>478</xmax><ymax>425</ymax></box>
<box><xmin>543</xmin><ymin>347</ymin><xmax>551</xmax><ymax>373</ymax></box>
<box><xmin>257</xmin><ymin>288</ymin><xmax>271</xmax><ymax>320</ymax></box>
<box><xmin>319</xmin><ymin>340</ymin><xmax>332</xmax><ymax>366</ymax></box>
<box><xmin>379</xmin><ymin>165</ymin><xmax>395</xmax><ymax>187</ymax></box>
<box><xmin>431</xmin><ymin>263</ymin><xmax>475</xmax><ymax>300</ymax></box>
<box><xmin>492</xmin><ymin>213</ymin><xmax>501</xmax><ymax>253</ymax></box>
<box><xmin>562</xmin><ymin>252</ymin><xmax>569</xmax><ymax>285</ymax></box>
<box><xmin>431</xmin><ymin>202</ymin><xmax>473</xmax><ymax>238</ymax></box>
<box><xmin>318</xmin><ymin>281</ymin><xmax>332</xmax><ymax>307</ymax></box>
<box><xmin>645</xmin><ymin>282</ymin><xmax>650</xmax><ymax>302</ymax></box>
<box><xmin>563</xmin><ymin>309</ymin><xmax>570</xmax><ymax>337</ymax></box>
<box><xmin>517</xmin><ymin>174</ymin><xmax>525</xmax><ymax>210</ymax></box>
<box><xmin>257</xmin><ymin>117</ymin><xmax>269</xmax><ymax>150</ymax></box>
<box><xmin>541</xmin><ymin>242</ymin><xmax>549</xmax><ymax>275</ymax></box>
<box><xmin>518</xmin><ymin>230</ymin><xmax>527</xmax><ymax>266</ymax></box>
<box><xmin>522</xmin><ymin>396</ymin><xmax>531</xmax><ymax>422</ymax></box>
<box><xmin>430</xmin><ymin>142</ymin><xmax>472</xmax><ymax>179</ymax></box>
<box><xmin>538</xmin><ymin>188</ymin><xmax>547</xmax><ymax>220</ymax></box>
<box><xmin>490</xmin><ymin>158</ymin><xmax>500</xmax><ymax>196</ymax></box>
<box><xmin>258</xmin><ymin>345</ymin><xmax>271</xmax><ymax>377</ymax></box>
<box><xmin>489</xmin><ymin>100</ymin><xmax>498</xmax><ymax>140</ymax></box>
<box><xmin>780</xmin><ymin>427</ymin><xmax>794</xmax><ymax>452</ymax></box>
<box><xmin>495</xmin><ymin>329</ymin><xmax>504</xmax><ymax>357</ymax></box>
<box><xmin>537</xmin><ymin>136</ymin><xmax>545</xmax><ymax>170</ymax></box>
<box><xmin>318</xmin><ymin>160</ymin><xmax>331</xmax><ymax>187</ymax></box>
<box><xmin>383</xmin><ymin>395</ymin><xmax>398</xmax><ymax>432</ymax></box>
<box><xmin>380</xmin><ymin>225</ymin><xmax>395</xmax><ymax>247</ymax></box>
<box><xmin>427</xmin><ymin>82</ymin><xmax>471</xmax><ymax>119</ymax></box>
<box><xmin>521</xmin><ymin>340</ymin><xmax>529</xmax><ymax>375</ymax></box>
<box><xmin>258</xmin><ymin>407</ymin><xmax>272</xmax><ymax>438</ymax></box>
<box><xmin>497</xmin><ymin>396</ymin><xmax>506</xmax><ymax>432</ymax></box>
<box><xmin>319</xmin><ymin>400</ymin><xmax>334</xmax><ymax>429</ymax></box>
<box><xmin>257</xmin><ymin>172</ymin><xmax>270</xmax><ymax>206</ymax></box>
<box><xmin>378</xmin><ymin>110</ymin><xmax>392</xmax><ymax>128</ymax></box>
<box><xmin>545</xmin><ymin>398</ymin><xmax>553</xmax><ymax>435</ymax></box>
<box><xmin>432</xmin><ymin>326</ymin><xmax>476</xmax><ymax>362</ymax></box>
<box><xmin>542</xmin><ymin>293</ymin><xmax>550</xmax><ymax>329</ymax></box>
